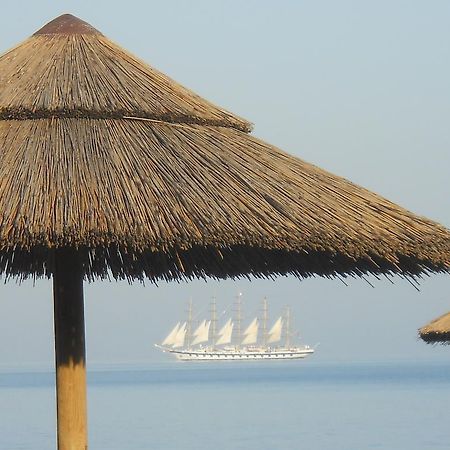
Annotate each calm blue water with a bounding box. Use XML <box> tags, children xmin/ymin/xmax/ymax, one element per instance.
<box><xmin>0</xmin><ymin>360</ymin><xmax>449</xmax><ymax>450</ymax></box>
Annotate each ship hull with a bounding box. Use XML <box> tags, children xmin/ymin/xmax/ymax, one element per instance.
<box><xmin>161</xmin><ymin>347</ymin><xmax>314</xmax><ymax>361</ymax></box>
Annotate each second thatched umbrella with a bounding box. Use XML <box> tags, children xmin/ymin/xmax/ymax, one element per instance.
<box><xmin>0</xmin><ymin>14</ymin><xmax>449</xmax><ymax>450</ymax></box>
<box><xmin>419</xmin><ymin>312</ymin><xmax>450</xmax><ymax>344</ymax></box>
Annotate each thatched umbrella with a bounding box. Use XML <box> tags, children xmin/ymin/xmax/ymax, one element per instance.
<box><xmin>419</xmin><ymin>312</ymin><xmax>450</xmax><ymax>344</ymax></box>
<box><xmin>0</xmin><ymin>13</ymin><xmax>449</xmax><ymax>450</ymax></box>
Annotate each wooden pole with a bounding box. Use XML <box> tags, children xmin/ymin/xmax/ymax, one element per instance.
<box><xmin>53</xmin><ymin>248</ymin><xmax>88</xmax><ymax>450</ymax></box>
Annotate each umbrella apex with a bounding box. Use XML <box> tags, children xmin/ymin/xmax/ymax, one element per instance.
<box><xmin>33</xmin><ymin>14</ymin><xmax>102</xmax><ymax>36</ymax></box>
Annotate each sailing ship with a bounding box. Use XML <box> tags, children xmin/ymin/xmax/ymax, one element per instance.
<box><xmin>156</xmin><ymin>295</ymin><xmax>315</xmax><ymax>361</ymax></box>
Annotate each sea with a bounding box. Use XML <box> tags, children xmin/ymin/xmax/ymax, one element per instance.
<box><xmin>0</xmin><ymin>360</ymin><xmax>449</xmax><ymax>450</ymax></box>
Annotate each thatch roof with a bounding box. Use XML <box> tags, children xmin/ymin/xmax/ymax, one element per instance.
<box><xmin>0</xmin><ymin>15</ymin><xmax>251</xmax><ymax>132</ymax></box>
<box><xmin>419</xmin><ymin>312</ymin><xmax>450</xmax><ymax>344</ymax></box>
<box><xmin>0</xmin><ymin>14</ymin><xmax>449</xmax><ymax>281</ymax></box>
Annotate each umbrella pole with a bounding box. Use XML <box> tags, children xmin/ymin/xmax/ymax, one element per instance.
<box><xmin>53</xmin><ymin>248</ymin><xmax>88</xmax><ymax>450</ymax></box>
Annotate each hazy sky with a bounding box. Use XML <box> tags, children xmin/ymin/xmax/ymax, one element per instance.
<box><xmin>0</xmin><ymin>1</ymin><xmax>449</xmax><ymax>369</ymax></box>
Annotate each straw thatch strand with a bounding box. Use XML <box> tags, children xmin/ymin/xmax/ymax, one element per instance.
<box><xmin>419</xmin><ymin>312</ymin><xmax>450</xmax><ymax>344</ymax></box>
<box><xmin>0</xmin><ymin>118</ymin><xmax>449</xmax><ymax>280</ymax></box>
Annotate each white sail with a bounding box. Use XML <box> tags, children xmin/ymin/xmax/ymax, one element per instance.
<box><xmin>191</xmin><ymin>320</ymin><xmax>211</xmax><ymax>345</ymax></box>
<box><xmin>162</xmin><ymin>322</ymin><xmax>180</xmax><ymax>346</ymax></box>
<box><xmin>217</xmin><ymin>318</ymin><xmax>231</xmax><ymax>337</ymax></box>
<box><xmin>242</xmin><ymin>318</ymin><xmax>259</xmax><ymax>345</ymax></box>
<box><xmin>267</xmin><ymin>317</ymin><xmax>283</xmax><ymax>343</ymax></box>
<box><xmin>172</xmin><ymin>322</ymin><xmax>187</xmax><ymax>348</ymax></box>
<box><xmin>216</xmin><ymin>319</ymin><xmax>234</xmax><ymax>345</ymax></box>
<box><xmin>192</xmin><ymin>320</ymin><xmax>206</xmax><ymax>339</ymax></box>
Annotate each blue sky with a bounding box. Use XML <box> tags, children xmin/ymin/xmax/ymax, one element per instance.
<box><xmin>0</xmin><ymin>1</ymin><xmax>449</xmax><ymax>368</ymax></box>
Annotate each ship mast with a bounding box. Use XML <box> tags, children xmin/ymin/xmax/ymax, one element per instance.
<box><xmin>234</xmin><ymin>292</ymin><xmax>242</xmax><ymax>348</ymax></box>
<box><xmin>284</xmin><ymin>306</ymin><xmax>291</xmax><ymax>349</ymax></box>
<box><xmin>262</xmin><ymin>297</ymin><xmax>268</xmax><ymax>346</ymax></box>
<box><xmin>210</xmin><ymin>297</ymin><xmax>217</xmax><ymax>348</ymax></box>
<box><xmin>186</xmin><ymin>298</ymin><xmax>193</xmax><ymax>349</ymax></box>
